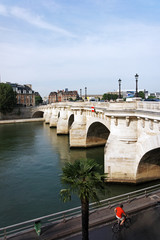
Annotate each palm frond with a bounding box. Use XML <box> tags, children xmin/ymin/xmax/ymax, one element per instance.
<box><xmin>60</xmin><ymin>189</ymin><xmax>71</xmax><ymax>203</ymax></box>
<box><xmin>60</xmin><ymin>158</ymin><xmax>107</xmax><ymax>203</ymax></box>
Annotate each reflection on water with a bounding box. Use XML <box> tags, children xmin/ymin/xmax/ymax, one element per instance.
<box><xmin>44</xmin><ymin>125</ymin><xmax>88</xmax><ymax>165</ymax></box>
<box><xmin>0</xmin><ymin>122</ymin><xmax>159</xmax><ymax>227</ymax></box>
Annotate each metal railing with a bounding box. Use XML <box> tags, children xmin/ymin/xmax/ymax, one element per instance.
<box><xmin>0</xmin><ymin>183</ymin><xmax>160</xmax><ymax>239</ymax></box>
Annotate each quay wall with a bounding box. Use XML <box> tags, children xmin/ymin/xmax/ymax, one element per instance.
<box><xmin>0</xmin><ymin>118</ymin><xmax>44</xmax><ymax>124</ymax></box>
<box><xmin>0</xmin><ymin>107</ymin><xmax>33</xmax><ymax>120</ymax></box>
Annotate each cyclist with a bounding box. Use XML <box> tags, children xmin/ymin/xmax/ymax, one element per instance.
<box><xmin>114</xmin><ymin>204</ymin><xmax>126</xmax><ymax>226</ymax></box>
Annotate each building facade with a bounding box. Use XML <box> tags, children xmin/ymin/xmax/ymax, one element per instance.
<box><xmin>48</xmin><ymin>89</ymin><xmax>79</xmax><ymax>103</ymax></box>
<box><xmin>7</xmin><ymin>82</ymin><xmax>35</xmax><ymax>106</ymax></box>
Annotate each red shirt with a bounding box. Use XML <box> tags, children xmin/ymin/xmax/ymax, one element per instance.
<box><xmin>116</xmin><ymin>207</ymin><xmax>125</xmax><ymax>218</ymax></box>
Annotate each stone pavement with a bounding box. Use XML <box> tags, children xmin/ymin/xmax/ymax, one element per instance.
<box><xmin>4</xmin><ymin>190</ymin><xmax>160</xmax><ymax>240</ymax></box>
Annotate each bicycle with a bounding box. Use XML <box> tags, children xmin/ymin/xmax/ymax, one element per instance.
<box><xmin>112</xmin><ymin>216</ymin><xmax>131</xmax><ymax>233</ymax></box>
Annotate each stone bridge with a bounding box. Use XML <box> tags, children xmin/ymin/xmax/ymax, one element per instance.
<box><xmin>31</xmin><ymin>101</ymin><xmax>160</xmax><ymax>184</ymax></box>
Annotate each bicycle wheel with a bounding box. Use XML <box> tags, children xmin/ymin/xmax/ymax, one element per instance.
<box><xmin>112</xmin><ymin>222</ymin><xmax>120</xmax><ymax>233</ymax></box>
<box><xmin>124</xmin><ymin>218</ymin><xmax>131</xmax><ymax>228</ymax></box>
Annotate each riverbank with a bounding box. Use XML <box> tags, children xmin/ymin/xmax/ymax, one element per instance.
<box><xmin>0</xmin><ymin>107</ymin><xmax>34</xmax><ymax>120</ymax></box>
<box><xmin>0</xmin><ymin>118</ymin><xmax>44</xmax><ymax>124</ymax></box>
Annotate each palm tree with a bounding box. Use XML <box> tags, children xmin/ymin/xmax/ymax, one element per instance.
<box><xmin>60</xmin><ymin>158</ymin><xmax>106</xmax><ymax>240</ymax></box>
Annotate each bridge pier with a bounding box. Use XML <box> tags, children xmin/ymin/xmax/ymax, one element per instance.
<box><xmin>70</xmin><ymin>110</ymin><xmax>87</xmax><ymax>147</ymax></box>
<box><xmin>105</xmin><ymin>116</ymin><xmax>138</xmax><ymax>183</ymax></box>
<box><xmin>57</xmin><ymin>109</ymin><xmax>69</xmax><ymax>135</ymax></box>
<box><xmin>44</xmin><ymin>108</ymin><xmax>52</xmax><ymax>124</ymax></box>
<box><xmin>50</xmin><ymin>108</ymin><xmax>59</xmax><ymax>128</ymax></box>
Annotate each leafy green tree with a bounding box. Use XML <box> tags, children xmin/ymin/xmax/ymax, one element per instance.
<box><xmin>138</xmin><ymin>91</ymin><xmax>145</xmax><ymax>99</ymax></box>
<box><xmin>102</xmin><ymin>93</ymin><xmax>107</xmax><ymax>100</ymax></box>
<box><xmin>111</xmin><ymin>94</ymin><xmax>118</xmax><ymax>100</ymax></box>
<box><xmin>35</xmin><ymin>95</ymin><xmax>43</xmax><ymax>105</ymax></box>
<box><xmin>0</xmin><ymin>83</ymin><xmax>17</xmax><ymax>114</ymax></box>
<box><xmin>102</xmin><ymin>93</ymin><xmax>118</xmax><ymax>101</ymax></box>
<box><xmin>147</xmin><ymin>95</ymin><xmax>156</xmax><ymax>99</ymax></box>
<box><xmin>60</xmin><ymin>158</ymin><xmax>106</xmax><ymax>240</ymax></box>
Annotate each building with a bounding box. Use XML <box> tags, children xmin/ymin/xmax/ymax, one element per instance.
<box><xmin>48</xmin><ymin>92</ymin><xmax>57</xmax><ymax>103</ymax></box>
<box><xmin>6</xmin><ymin>82</ymin><xmax>35</xmax><ymax>106</ymax></box>
<box><xmin>155</xmin><ymin>92</ymin><xmax>160</xmax><ymax>98</ymax></box>
<box><xmin>48</xmin><ymin>89</ymin><xmax>79</xmax><ymax>103</ymax></box>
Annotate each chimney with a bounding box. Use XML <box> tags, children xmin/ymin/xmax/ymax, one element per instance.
<box><xmin>26</xmin><ymin>84</ymin><xmax>32</xmax><ymax>89</ymax></box>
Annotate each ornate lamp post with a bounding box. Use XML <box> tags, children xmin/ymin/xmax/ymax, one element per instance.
<box><xmin>118</xmin><ymin>79</ymin><xmax>122</xmax><ymax>98</ymax></box>
<box><xmin>85</xmin><ymin>87</ymin><xmax>87</xmax><ymax>100</ymax></box>
<box><xmin>135</xmin><ymin>73</ymin><xmax>139</xmax><ymax>97</ymax></box>
<box><xmin>80</xmin><ymin>89</ymin><xmax>82</xmax><ymax>99</ymax></box>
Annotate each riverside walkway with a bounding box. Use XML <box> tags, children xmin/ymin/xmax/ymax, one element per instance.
<box><xmin>1</xmin><ymin>184</ymin><xmax>160</xmax><ymax>240</ymax></box>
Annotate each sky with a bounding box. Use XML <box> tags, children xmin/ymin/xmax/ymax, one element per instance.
<box><xmin>0</xmin><ymin>0</ymin><xmax>160</xmax><ymax>97</ymax></box>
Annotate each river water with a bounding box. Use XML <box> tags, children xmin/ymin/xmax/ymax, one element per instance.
<box><xmin>0</xmin><ymin>122</ymin><xmax>159</xmax><ymax>227</ymax></box>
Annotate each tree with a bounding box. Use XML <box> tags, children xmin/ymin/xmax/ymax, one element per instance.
<box><xmin>138</xmin><ymin>91</ymin><xmax>145</xmax><ymax>99</ymax></box>
<box><xmin>35</xmin><ymin>95</ymin><xmax>43</xmax><ymax>105</ymax></box>
<box><xmin>0</xmin><ymin>83</ymin><xmax>17</xmax><ymax>114</ymax></box>
<box><xmin>102</xmin><ymin>93</ymin><xmax>118</xmax><ymax>101</ymax></box>
<box><xmin>102</xmin><ymin>93</ymin><xmax>107</xmax><ymax>100</ymax></box>
<box><xmin>60</xmin><ymin>158</ymin><xmax>106</xmax><ymax>240</ymax></box>
<box><xmin>147</xmin><ymin>95</ymin><xmax>156</xmax><ymax>99</ymax></box>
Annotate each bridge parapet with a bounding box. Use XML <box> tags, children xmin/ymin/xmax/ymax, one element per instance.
<box><xmin>33</xmin><ymin>101</ymin><xmax>160</xmax><ymax>115</ymax></box>
<box><xmin>137</xmin><ymin>101</ymin><xmax>160</xmax><ymax>112</ymax></box>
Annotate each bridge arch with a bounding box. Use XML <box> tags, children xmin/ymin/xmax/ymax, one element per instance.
<box><xmin>136</xmin><ymin>147</ymin><xmax>160</xmax><ymax>183</ymax></box>
<box><xmin>86</xmin><ymin>121</ymin><xmax>110</xmax><ymax>147</ymax></box>
<box><xmin>136</xmin><ymin>134</ymin><xmax>160</xmax><ymax>182</ymax></box>
<box><xmin>68</xmin><ymin>114</ymin><xmax>74</xmax><ymax>129</ymax></box>
<box><xmin>32</xmin><ymin>111</ymin><xmax>44</xmax><ymax>118</ymax></box>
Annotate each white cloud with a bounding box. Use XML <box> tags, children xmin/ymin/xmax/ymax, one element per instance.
<box><xmin>10</xmin><ymin>6</ymin><xmax>75</xmax><ymax>37</ymax></box>
<box><xmin>0</xmin><ymin>3</ymin><xmax>75</xmax><ymax>37</ymax></box>
<box><xmin>42</xmin><ymin>0</ymin><xmax>62</xmax><ymax>12</ymax></box>
<box><xmin>0</xmin><ymin>4</ymin><xmax>8</xmax><ymax>16</ymax></box>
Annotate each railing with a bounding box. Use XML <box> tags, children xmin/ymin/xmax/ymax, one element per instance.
<box><xmin>0</xmin><ymin>183</ymin><xmax>160</xmax><ymax>239</ymax></box>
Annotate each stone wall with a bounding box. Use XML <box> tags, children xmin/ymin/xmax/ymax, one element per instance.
<box><xmin>0</xmin><ymin>107</ymin><xmax>32</xmax><ymax>120</ymax></box>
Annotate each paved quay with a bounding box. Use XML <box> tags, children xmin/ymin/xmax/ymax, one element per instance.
<box><xmin>3</xmin><ymin>189</ymin><xmax>160</xmax><ymax>240</ymax></box>
<box><xmin>0</xmin><ymin>118</ymin><xmax>44</xmax><ymax>124</ymax></box>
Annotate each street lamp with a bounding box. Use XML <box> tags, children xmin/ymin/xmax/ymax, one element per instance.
<box><xmin>118</xmin><ymin>79</ymin><xmax>122</xmax><ymax>98</ymax></box>
<box><xmin>80</xmin><ymin>89</ymin><xmax>82</xmax><ymax>99</ymax></box>
<box><xmin>85</xmin><ymin>87</ymin><xmax>87</xmax><ymax>100</ymax></box>
<box><xmin>135</xmin><ymin>73</ymin><xmax>139</xmax><ymax>97</ymax></box>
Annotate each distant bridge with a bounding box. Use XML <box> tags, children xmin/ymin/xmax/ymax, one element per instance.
<box><xmin>32</xmin><ymin>101</ymin><xmax>160</xmax><ymax>183</ymax></box>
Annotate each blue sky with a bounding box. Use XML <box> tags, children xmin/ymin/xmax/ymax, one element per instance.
<box><xmin>0</xmin><ymin>0</ymin><xmax>160</xmax><ymax>97</ymax></box>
